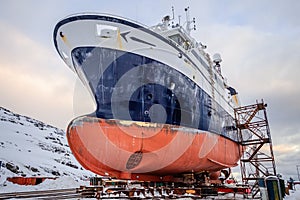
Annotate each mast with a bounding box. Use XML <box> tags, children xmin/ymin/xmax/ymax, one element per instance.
<box><xmin>184</xmin><ymin>7</ymin><xmax>196</xmax><ymax>35</ymax></box>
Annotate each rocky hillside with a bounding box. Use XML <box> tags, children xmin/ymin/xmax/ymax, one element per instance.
<box><xmin>0</xmin><ymin>107</ymin><xmax>93</xmax><ymax>185</ymax></box>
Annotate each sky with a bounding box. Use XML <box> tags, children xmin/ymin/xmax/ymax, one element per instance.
<box><xmin>0</xmin><ymin>0</ymin><xmax>300</xmax><ymax>181</ymax></box>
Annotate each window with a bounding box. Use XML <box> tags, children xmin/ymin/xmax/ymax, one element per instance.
<box><xmin>169</xmin><ymin>34</ymin><xmax>185</xmax><ymax>46</ymax></box>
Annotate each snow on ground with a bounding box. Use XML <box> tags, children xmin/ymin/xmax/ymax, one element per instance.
<box><xmin>285</xmin><ymin>185</ymin><xmax>300</xmax><ymax>200</ymax></box>
<box><xmin>0</xmin><ymin>176</ymin><xmax>88</xmax><ymax>193</ymax></box>
<box><xmin>0</xmin><ymin>107</ymin><xmax>93</xmax><ymax>191</ymax></box>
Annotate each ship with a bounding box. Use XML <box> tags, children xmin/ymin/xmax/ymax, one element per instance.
<box><xmin>53</xmin><ymin>8</ymin><xmax>241</xmax><ymax>182</ymax></box>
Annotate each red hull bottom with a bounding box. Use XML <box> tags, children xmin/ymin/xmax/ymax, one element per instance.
<box><xmin>67</xmin><ymin>116</ymin><xmax>241</xmax><ymax>181</ymax></box>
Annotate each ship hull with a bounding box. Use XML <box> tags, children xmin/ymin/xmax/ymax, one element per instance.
<box><xmin>67</xmin><ymin>116</ymin><xmax>240</xmax><ymax>181</ymax></box>
<box><xmin>54</xmin><ymin>13</ymin><xmax>242</xmax><ymax>181</ymax></box>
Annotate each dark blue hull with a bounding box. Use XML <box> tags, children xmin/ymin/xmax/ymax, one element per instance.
<box><xmin>72</xmin><ymin>47</ymin><xmax>238</xmax><ymax>141</ymax></box>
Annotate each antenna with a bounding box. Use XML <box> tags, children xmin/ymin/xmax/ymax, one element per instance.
<box><xmin>193</xmin><ymin>17</ymin><xmax>196</xmax><ymax>31</ymax></box>
<box><xmin>185</xmin><ymin>7</ymin><xmax>190</xmax><ymax>33</ymax></box>
<box><xmin>171</xmin><ymin>6</ymin><xmax>175</xmax><ymax>20</ymax></box>
<box><xmin>184</xmin><ymin>7</ymin><xmax>196</xmax><ymax>35</ymax></box>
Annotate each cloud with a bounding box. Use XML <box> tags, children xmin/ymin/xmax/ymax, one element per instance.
<box><xmin>274</xmin><ymin>144</ymin><xmax>300</xmax><ymax>155</ymax></box>
<box><xmin>196</xmin><ymin>21</ymin><xmax>300</xmax><ymax>127</ymax></box>
<box><xmin>0</xmin><ymin>20</ymin><xmax>76</xmax><ymax>128</ymax></box>
<box><xmin>194</xmin><ymin>19</ymin><xmax>300</xmax><ymax>179</ymax></box>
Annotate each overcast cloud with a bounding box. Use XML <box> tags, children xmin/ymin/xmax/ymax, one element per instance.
<box><xmin>0</xmin><ymin>0</ymin><xmax>299</xmax><ymax>180</ymax></box>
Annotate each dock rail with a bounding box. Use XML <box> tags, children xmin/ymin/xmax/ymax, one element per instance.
<box><xmin>0</xmin><ymin>188</ymin><xmax>79</xmax><ymax>199</ymax></box>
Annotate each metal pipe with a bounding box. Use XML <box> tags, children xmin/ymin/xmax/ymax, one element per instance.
<box><xmin>297</xmin><ymin>165</ymin><xmax>300</xmax><ymax>181</ymax></box>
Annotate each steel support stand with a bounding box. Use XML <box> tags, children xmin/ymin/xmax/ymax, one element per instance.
<box><xmin>234</xmin><ymin>100</ymin><xmax>277</xmax><ymax>199</ymax></box>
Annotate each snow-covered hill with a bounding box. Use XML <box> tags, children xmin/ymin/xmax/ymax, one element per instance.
<box><xmin>0</xmin><ymin>107</ymin><xmax>93</xmax><ymax>187</ymax></box>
